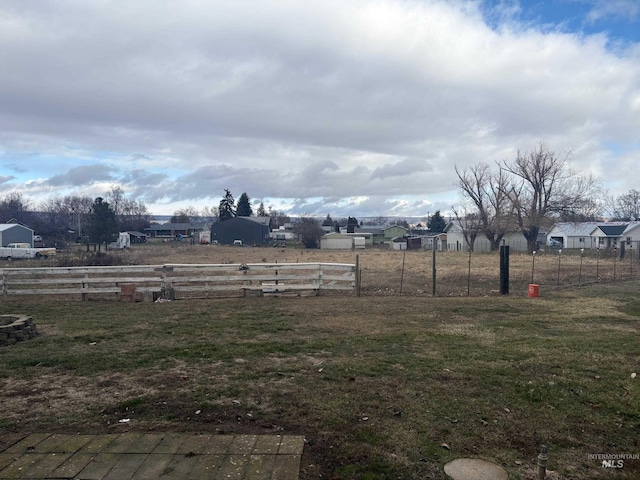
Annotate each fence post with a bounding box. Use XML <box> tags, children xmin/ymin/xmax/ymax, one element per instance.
<box><xmin>579</xmin><ymin>249</ymin><xmax>584</xmax><ymax>285</ymax></box>
<box><xmin>400</xmin><ymin>251</ymin><xmax>406</xmax><ymax>294</ymax></box>
<box><xmin>355</xmin><ymin>255</ymin><xmax>360</xmax><ymax>297</ymax></box>
<box><xmin>531</xmin><ymin>250</ymin><xmax>537</xmax><ymax>284</ymax></box>
<box><xmin>432</xmin><ymin>248</ymin><xmax>436</xmax><ymax>296</ymax></box>
<box><xmin>82</xmin><ymin>273</ymin><xmax>88</xmax><ymax>302</ymax></box>
<box><xmin>499</xmin><ymin>245</ymin><xmax>509</xmax><ymax>295</ymax></box>
<box><xmin>467</xmin><ymin>250</ymin><xmax>472</xmax><ymax>296</ymax></box>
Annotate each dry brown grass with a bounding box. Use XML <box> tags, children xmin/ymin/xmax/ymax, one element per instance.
<box><xmin>52</xmin><ymin>240</ymin><xmax>639</xmax><ymax>297</ymax></box>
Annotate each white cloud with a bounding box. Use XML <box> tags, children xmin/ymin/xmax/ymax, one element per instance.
<box><xmin>586</xmin><ymin>0</ymin><xmax>640</xmax><ymax>22</ymax></box>
<box><xmin>0</xmin><ymin>0</ymin><xmax>638</xmax><ymax>216</ymax></box>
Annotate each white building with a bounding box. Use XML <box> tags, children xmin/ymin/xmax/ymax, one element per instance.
<box><xmin>547</xmin><ymin>221</ymin><xmax>640</xmax><ymax>250</ymax></box>
<box><xmin>444</xmin><ymin>221</ymin><xmax>529</xmax><ymax>252</ymax></box>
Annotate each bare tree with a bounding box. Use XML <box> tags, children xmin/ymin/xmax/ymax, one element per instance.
<box><xmin>64</xmin><ymin>195</ymin><xmax>95</xmax><ymax>239</ymax></box>
<box><xmin>268</xmin><ymin>206</ymin><xmax>290</xmax><ymax>229</ymax></box>
<box><xmin>451</xmin><ymin>205</ymin><xmax>482</xmax><ymax>252</ymax></box>
<box><xmin>38</xmin><ymin>196</ymin><xmax>68</xmax><ymax>236</ymax></box>
<box><xmin>455</xmin><ymin>163</ymin><xmax>514</xmax><ymax>251</ymax></box>
<box><xmin>118</xmin><ymin>199</ymin><xmax>151</xmax><ymax>231</ymax></box>
<box><xmin>200</xmin><ymin>206</ymin><xmax>219</xmax><ymax>223</ymax></box>
<box><xmin>503</xmin><ymin>143</ymin><xmax>600</xmax><ymax>253</ymax></box>
<box><xmin>610</xmin><ymin>189</ymin><xmax>640</xmax><ymax>221</ymax></box>
<box><xmin>0</xmin><ymin>192</ymin><xmax>31</xmax><ymax>224</ymax></box>
<box><xmin>38</xmin><ymin>195</ymin><xmax>92</xmax><ymax>240</ymax></box>
<box><xmin>106</xmin><ymin>185</ymin><xmax>125</xmax><ymax>218</ymax></box>
<box><xmin>171</xmin><ymin>206</ymin><xmax>199</xmax><ymax>223</ymax></box>
<box><xmin>293</xmin><ymin>217</ymin><xmax>324</xmax><ymax>248</ymax></box>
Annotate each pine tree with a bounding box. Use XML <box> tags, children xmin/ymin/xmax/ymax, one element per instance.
<box><xmin>346</xmin><ymin>216</ymin><xmax>359</xmax><ymax>233</ymax></box>
<box><xmin>257</xmin><ymin>202</ymin><xmax>267</xmax><ymax>217</ymax></box>
<box><xmin>219</xmin><ymin>189</ymin><xmax>236</xmax><ymax>221</ymax></box>
<box><xmin>87</xmin><ymin>197</ymin><xmax>118</xmax><ymax>247</ymax></box>
<box><xmin>236</xmin><ymin>192</ymin><xmax>253</xmax><ymax>217</ymax></box>
<box><xmin>428</xmin><ymin>210</ymin><xmax>447</xmax><ymax>233</ymax></box>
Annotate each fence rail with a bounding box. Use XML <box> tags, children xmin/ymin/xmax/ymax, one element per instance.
<box><xmin>0</xmin><ymin>263</ymin><xmax>357</xmax><ymax>301</ymax></box>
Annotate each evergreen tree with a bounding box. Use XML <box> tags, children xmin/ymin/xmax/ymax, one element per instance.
<box><xmin>219</xmin><ymin>189</ymin><xmax>236</xmax><ymax>221</ymax></box>
<box><xmin>428</xmin><ymin>210</ymin><xmax>447</xmax><ymax>233</ymax></box>
<box><xmin>236</xmin><ymin>192</ymin><xmax>253</xmax><ymax>217</ymax></box>
<box><xmin>322</xmin><ymin>214</ymin><xmax>333</xmax><ymax>226</ymax></box>
<box><xmin>257</xmin><ymin>202</ymin><xmax>267</xmax><ymax>217</ymax></box>
<box><xmin>346</xmin><ymin>216</ymin><xmax>359</xmax><ymax>233</ymax></box>
<box><xmin>87</xmin><ymin>197</ymin><xmax>118</xmax><ymax>247</ymax></box>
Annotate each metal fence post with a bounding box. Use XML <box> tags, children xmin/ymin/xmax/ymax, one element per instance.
<box><xmin>432</xmin><ymin>248</ymin><xmax>436</xmax><ymax>296</ymax></box>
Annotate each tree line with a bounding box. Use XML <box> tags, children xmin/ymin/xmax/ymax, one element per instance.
<box><xmin>0</xmin><ymin>187</ymin><xmax>294</xmax><ymax>247</ymax></box>
<box><xmin>0</xmin><ymin>187</ymin><xmax>151</xmax><ymax>246</ymax></box>
<box><xmin>454</xmin><ymin>143</ymin><xmax>638</xmax><ymax>253</ymax></box>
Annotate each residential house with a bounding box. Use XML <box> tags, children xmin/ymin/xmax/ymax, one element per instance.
<box><xmin>590</xmin><ymin>221</ymin><xmax>640</xmax><ymax>250</ymax></box>
<box><xmin>546</xmin><ymin>221</ymin><xmax>640</xmax><ymax>250</ymax></box>
<box><xmin>546</xmin><ymin>222</ymin><xmax>602</xmax><ymax>250</ymax></box>
<box><xmin>357</xmin><ymin>226</ymin><xmax>385</xmax><ymax>244</ymax></box>
<box><xmin>271</xmin><ymin>223</ymin><xmax>296</xmax><ymax>242</ymax></box>
<box><xmin>382</xmin><ymin>225</ymin><xmax>409</xmax><ymax>243</ymax></box>
<box><xmin>356</xmin><ymin>225</ymin><xmax>409</xmax><ymax>245</ymax></box>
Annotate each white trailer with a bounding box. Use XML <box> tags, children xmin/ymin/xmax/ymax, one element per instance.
<box><xmin>109</xmin><ymin>233</ymin><xmax>131</xmax><ymax>250</ymax></box>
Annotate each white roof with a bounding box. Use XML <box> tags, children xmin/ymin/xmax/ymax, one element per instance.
<box><xmin>550</xmin><ymin>221</ymin><xmax>640</xmax><ymax>237</ymax></box>
<box><xmin>0</xmin><ymin>223</ymin><xmax>32</xmax><ymax>232</ymax></box>
<box><xmin>549</xmin><ymin>222</ymin><xmax>603</xmax><ymax>236</ymax></box>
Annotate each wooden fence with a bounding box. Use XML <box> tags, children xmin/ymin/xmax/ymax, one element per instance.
<box><xmin>0</xmin><ymin>263</ymin><xmax>357</xmax><ymax>301</ymax></box>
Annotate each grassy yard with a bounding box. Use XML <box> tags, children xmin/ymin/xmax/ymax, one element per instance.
<box><xmin>0</xmin><ymin>267</ymin><xmax>639</xmax><ymax>478</ymax></box>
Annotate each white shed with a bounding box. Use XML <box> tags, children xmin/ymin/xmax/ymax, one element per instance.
<box><xmin>320</xmin><ymin>233</ymin><xmax>354</xmax><ymax>250</ymax></box>
<box><xmin>391</xmin><ymin>237</ymin><xmax>407</xmax><ymax>250</ymax></box>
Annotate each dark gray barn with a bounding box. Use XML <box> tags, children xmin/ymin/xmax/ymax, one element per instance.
<box><xmin>211</xmin><ymin>217</ymin><xmax>272</xmax><ymax>246</ymax></box>
<box><xmin>0</xmin><ymin>224</ymin><xmax>34</xmax><ymax>247</ymax></box>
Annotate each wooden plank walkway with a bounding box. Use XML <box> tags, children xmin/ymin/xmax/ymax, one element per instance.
<box><xmin>0</xmin><ymin>433</ymin><xmax>304</xmax><ymax>479</ymax></box>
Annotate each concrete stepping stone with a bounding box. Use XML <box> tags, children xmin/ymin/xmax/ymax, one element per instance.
<box><xmin>444</xmin><ymin>458</ymin><xmax>508</xmax><ymax>480</ymax></box>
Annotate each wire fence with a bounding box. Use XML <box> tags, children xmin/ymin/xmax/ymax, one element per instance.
<box><xmin>357</xmin><ymin>248</ymin><xmax>639</xmax><ymax>297</ymax></box>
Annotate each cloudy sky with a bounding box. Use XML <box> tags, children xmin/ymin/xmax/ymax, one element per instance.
<box><xmin>1</xmin><ymin>0</ymin><xmax>639</xmax><ymax>218</ymax></box>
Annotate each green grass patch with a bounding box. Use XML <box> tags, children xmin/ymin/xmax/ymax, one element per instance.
<box><xmin>1</xmin><ymin>282</ymin><xmax>639</xmax><ymax>478</ymax></box>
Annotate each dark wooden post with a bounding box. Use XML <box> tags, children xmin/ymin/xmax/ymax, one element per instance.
<box><xmin>355</xmin><ymin>255</ymin><xmax>360</xmax><ymax>297</ymax></box>
<box><xmin>500</xmin><ymin>245</ymin><xmax>509</xmax><ymax>295</ymax></box>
